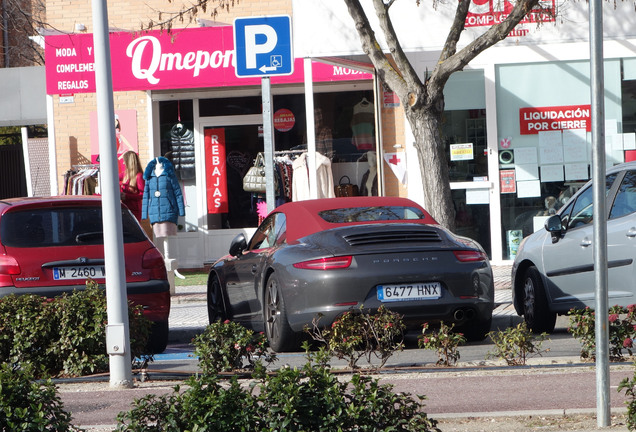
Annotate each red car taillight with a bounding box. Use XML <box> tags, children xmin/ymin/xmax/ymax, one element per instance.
<box><xmin>453</xmin><ymin>250</ymin><xmax>488</xmax><ymax>262</ymax></box>
<box><xmin>142</xmin><ymin>248</ymin><xmax>168</xmax><ymax>280</ymax></box>
<box><xmin>293</xmin><ymin>256</ymin><xmax>353</xmax><ymax>270</ymax></box>
<box><xmin>0</xmin><ymin>255</ymin><xmax>20</xmax><ymax>287</ymax></box>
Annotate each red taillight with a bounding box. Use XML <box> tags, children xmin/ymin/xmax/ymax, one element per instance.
<box><xmin>293</xmin><ymin>256</ymin><xmax>353</xmax><ymax>270</ymax></box>
<box><xmin>453</xmin><ymin>250</ymin><xmax>487</xmax><ymax>262</ymax></box>
<box><xmin>142</xmin><ymin>248</ymin><xmax>168</xmax><ymax>280</ymax></box>
<box><xmin>0</xmin><ymin>255</ymin><xmax>20</xmax><ymax>287</ymax></box>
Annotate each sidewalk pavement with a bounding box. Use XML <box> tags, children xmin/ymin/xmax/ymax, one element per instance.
<box><xmin>168</xmin><ymin>265</ymin><xmax>517</xmax><ymax>343</ymax></box>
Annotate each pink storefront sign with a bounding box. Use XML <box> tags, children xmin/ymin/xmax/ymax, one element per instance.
<box><xmin>45</xmin><ymin>26</ymin><xmax>372</xmax><ymax>95</ymax></box>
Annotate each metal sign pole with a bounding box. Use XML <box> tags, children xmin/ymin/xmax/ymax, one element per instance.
<box><xmin>262</xmin><ymin>77</ymin><xmax>276</xmax><ymax>213</ymax></box>
<box><xmin>589</xmin><ymin>0</ymin><xmax>610</xmax><ymax>425</ymax></box>
<box><xmin>91</xmin><ymin>0</ymin><xmax>132</xmax><ymax>388</ymax></box>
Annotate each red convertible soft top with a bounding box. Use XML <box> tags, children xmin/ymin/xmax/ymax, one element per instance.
<box><xmin>275</xmin><ymin>196</ymin><xmax>437</xmax><ymax>243</ymax></box>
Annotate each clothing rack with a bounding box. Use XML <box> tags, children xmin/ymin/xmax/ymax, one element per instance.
<box><xmin>72</xmin><ymin>164</ymin><xmax>100</xmax><ymax>170</ymax></box>
<box><xmin>65</xmin><ymin>164</ymin><xmax>100</xmax><ymax>196</ymax></box>
<box><xmin>274</xmin><ymin>149</ymin><xmax>306</xmax><ymax>156</ymax></box>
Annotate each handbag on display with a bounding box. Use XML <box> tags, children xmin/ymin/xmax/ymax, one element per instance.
<box><xmin>243</xmin><ymin>153</ymin><xmax>267</xmax><ymax>193</ymax></box>
<box><xmin>335</xmin><ymin>175</ymin><xmax>359</xmax><ymax>197</ymax></box>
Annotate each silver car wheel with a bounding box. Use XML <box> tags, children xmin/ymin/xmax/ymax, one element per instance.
<box><xmin>522</xmin><ymin>266</ymin><xmax>556</xmax><ymax>333</ymax></box>
<box><xmin>263</xmin><ymin>273</ymin><xmax>297</xmax><ymax>352</ymax></box>
<box><xmin>265</xmin><ymin>277</ymin><xmax>281</xmax><ymax>344</ymax></box>
<box><xmin>523</xmin><ymin>276</ymin><xmax>536</xmax><ymax>325</ymax></box>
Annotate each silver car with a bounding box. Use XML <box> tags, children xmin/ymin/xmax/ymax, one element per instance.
<box><xmin>512</xmin><ymin>161</ymin><xmax>636</xmax><ymax>332</ymax></box>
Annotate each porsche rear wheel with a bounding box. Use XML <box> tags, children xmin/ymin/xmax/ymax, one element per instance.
<box><xmin>522</xmin><ymin>266</ymin><xmax>556</xmax><ymax>333</ymax></box>
<box><xmin>207</xmin><ymin>275</ymin><xmax>227</xmax><ymax>324</ymax></box>
<box><xmin>264</xmin><ymin>273</ymin><xmax>296</xmax><ymax>352</ymax></box>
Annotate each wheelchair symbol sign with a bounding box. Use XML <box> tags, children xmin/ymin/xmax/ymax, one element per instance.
<box><xmin>234</xmin><ymin>16</ymin><xmax>294</xmax><ymax>78</ymax></box>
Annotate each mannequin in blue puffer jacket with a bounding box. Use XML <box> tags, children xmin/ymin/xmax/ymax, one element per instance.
<box><xmin>142</xmin><ymin>157</ymin><xmax>186</xmax><ymax>291</ymax></box>
<box><xmin>142</xmin><ymin>156</ymin><xmax>185</xmax><ymax>227</ymax></box>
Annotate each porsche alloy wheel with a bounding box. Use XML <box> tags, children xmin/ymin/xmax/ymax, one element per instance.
<box><xmin>207</xmin><ymin>275</ymin><xmax>226</xmax><ymax>324</ymax></box>
<box><xmin>522</xmin><ymin>266</ymin><xmax>556</xmax><ymax>333</ymax></box>
<box><xmin>264</xmin><ymin>273</ymin><xmax>296</xmax><ymax>352</ymax></box>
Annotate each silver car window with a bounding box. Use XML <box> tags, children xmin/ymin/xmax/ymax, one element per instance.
<box><xmin>609</xmin><ymin>170</ymin><xmax>636</xmax><ymax>220</ymax></box>
<box><xmin>565</xmin><ymin>173</ymin><xmax>617</xmax><ymax>230</ymax></box>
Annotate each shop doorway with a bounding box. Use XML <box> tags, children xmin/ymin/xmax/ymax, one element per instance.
<box><xmin>198</xmin><ymin>116</ymin><xmax>264</xmax><ymax>230</ymax></box>
<box><xmin>442</xmin><ymin>109</ymin><xmax>492</xmax><ymax>258</ymax></box>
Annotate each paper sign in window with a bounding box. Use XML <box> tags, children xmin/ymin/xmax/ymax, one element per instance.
<box><xmin>514</xmin><ymin>147</ymin><xmax>538</xmax><ymax>164</ymax></box>
<box><xmin>515</xmin><ymin>163</ymin><xmax>539</xmax><ymax>181</ymax></box>
<box><xmin>540</xmin><ymin>165</ymin><xmax>564</xmax><ymax>182</ymax></box>
<box><xmin>539</xmin><ymin>146</ymin><xmax>564</xmax><ymax>164</ymax></box>
<box><xmin>517</xmin><ymin>180</ymin><xmax>541</xmax><ymax>198</ymax></box>
<box><xmin>565</xmin><ymin>163</ymin><xmax>589</xmax><ymax>181</ymax></box>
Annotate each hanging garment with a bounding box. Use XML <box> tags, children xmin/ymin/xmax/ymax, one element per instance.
<box><xmin>351</xmin><ymin>98</ymin><xmax>375</xmax><ymax>151</ymax></box>
<box><xmin>292</xmin><ymin>152</ymin><xmax>335</xmax><ymax>202</ymax></box>
<box><xmin>169</xmin><ymin>123</ymin><xmax>196</xmax><ymax>180</ymax></box>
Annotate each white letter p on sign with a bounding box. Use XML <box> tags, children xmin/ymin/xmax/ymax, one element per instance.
<box><xmin>244</xmin><ymin>25</ymin><xmax>278</xmax><ymax>69</ymax></box>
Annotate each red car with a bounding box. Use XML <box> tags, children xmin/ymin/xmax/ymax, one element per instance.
<box><xmin>0</xmin><ymin>196</ymin><xmax>170</xmax><ymax>353</ymax></box>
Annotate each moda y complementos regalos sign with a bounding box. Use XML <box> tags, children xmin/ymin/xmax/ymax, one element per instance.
<box><xmin>44</xmin><ymin>26</ymin><xmax>372</xmax><ymax>95</ymax></box>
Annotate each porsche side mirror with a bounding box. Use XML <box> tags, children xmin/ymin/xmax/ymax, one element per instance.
<box><xmin>545</xmin><ymin>214</ymin><xmax>564</xmax><ymax>244</ymax></box>
<box><xmin>229</xmin><ymin>233</ymin><xmax>247</xmax><ymax>257</ymax></box>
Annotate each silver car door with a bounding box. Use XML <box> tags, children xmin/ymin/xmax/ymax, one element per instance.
<box><xmin>541</xmin><ymin>174</ymin><xmax>618</xmax><ymax>306</ymax></box>
<box><xmin>607</xmin><ymin>170</ymin><xmax>636</xmax><ymax>303</ymax></box>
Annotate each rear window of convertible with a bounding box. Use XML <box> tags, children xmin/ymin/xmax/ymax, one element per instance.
<box><xmin>0</xmin><ymin>207</ymin><xmax>146</xmax><ymax>248</ymax></box>
<box><xmin>318</xmin><ymin>206</ymin><xmax>427</xmax><ymax>223</ymax></box>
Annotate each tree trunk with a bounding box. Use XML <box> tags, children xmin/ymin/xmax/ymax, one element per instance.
<box><xmin>407</xmin><ymin>108</ymin><xmax>456</xmax><ymax>231</ymax></box>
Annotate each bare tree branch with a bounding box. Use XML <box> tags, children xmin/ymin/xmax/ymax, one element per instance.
<box><xmin>141</xmin><ymin>0</ymin><xmax>238</xmax><ymax>32</ymax></box>
<box><xmin>370</xmin><ymin>0</ymin><xmax>422</xmax><ymax>89</ymax></box>
<box><xmin>430</xmin><ymin>0</ymin><xmax>541</xmax><ymax>88</ymax></box>
<box><xmin>343</xmin><ymin>0</ymin><xmax>411</xmax><ymax>101</ymax></box>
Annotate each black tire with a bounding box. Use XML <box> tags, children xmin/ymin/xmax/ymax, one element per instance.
<box><xmin>207</xmin><ymin>275</ymin><xmax>227</xmax><ymax>324</ymax></box>
<box><xmin>147</xmin><ymin>320</ymin><xmax>169</xmax><ymax>354</ymax></box>
<box><xmin>522</xmin><ymin>266</ymin><xmax>556</xmax><ymax>333</ymax></box>
<box><xmin>460</xmin><ymin>315</ymin><xmax>493</xmax><ymax>342</ymax></box>
<box><xmin>264</xmin><ymin>273</ymin><xmax>297</xmax><ymax>352</ymax></box>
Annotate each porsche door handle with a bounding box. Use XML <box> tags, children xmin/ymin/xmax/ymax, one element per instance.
<box><xmin>580</xmin><ymin>238</ymin><xmax>592</xmax><ymax>247</ymax></box>
<box><xmin>627</xmin><ymin>228</ymin><xmax>636</xmax><ymax>238</ymax></box>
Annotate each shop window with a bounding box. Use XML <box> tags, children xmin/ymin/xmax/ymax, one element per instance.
<box><xmin>441</xmin><ymin>109</ymin><xmax>488</xmax><ymax>181</ymax></box>
<box><xmin>200</xmin><ymin>97</ymin><xmax>262</xmax><ymax>116</ymax></box>
<box><xmin>158</xmin><ymin>99</ymin><xmax>197</xmax><ymax>232</ymax></box>
<box><xmin>198</xmin><ymin>88</ymin><xmax>377</xmax><ymax>230</ymax></box>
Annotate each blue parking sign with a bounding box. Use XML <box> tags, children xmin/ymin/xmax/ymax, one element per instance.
<box><xmin>234</xmin><ymin>15</ymin><xmax>294</xmax><ymax>78</ymax></box>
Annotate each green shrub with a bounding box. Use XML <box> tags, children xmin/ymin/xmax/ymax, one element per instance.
<box><xmin>0</xmin><ymin>363</ymin><xmax>81</xmax><ymax>431</ymax></box>
<box><xmin>306</xmin><ymin>305</ymin><xmax>405</xmax><ymax>369</ymax></box>
<box><xmin>192</xmin><ymin>320</ymin><xmax>276</xmax><ymax>374</ymax></box>
<box><xmin>487</xmin><ymin>322</ymin><xmax>549</xmax><ymax>366</ymax></box>
<box><xmin>116</xmin><ymin>351</ymin><xmax>440</xmax><ymax>432</ymax></box>
<box><xmin>418</xmin><ymin>322</ymin><xmax>465</xmax><ymax>366</ymax></box>
<box><xmin>0</xmin><ymin>293</ymin><xmax>61</xmax><ymax>376</ymax></box>
<box><xmin>0</xmin><ymin>279</ymin><xmax>152</xmax><ymax>377</ymax></box>
<box><xmin>618</xmin><ymin>362</ymin><xmax>636</xmax><ymax>431</ymax></box>
<box><xmin>568</xmin><ymin>305</ymin><xmax>636</xmax><ymax>361</ymax></box>
<box><xmin>116</xmin><ymin>374</ymin><xmax>259</xmax><ymax>432</ymax></box>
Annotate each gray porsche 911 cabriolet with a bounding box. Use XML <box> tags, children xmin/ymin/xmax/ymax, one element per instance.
<box><xmin>207</xmin><ymin>196</ymin><xmax>494</xmax><ymax>351</ymax></box>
